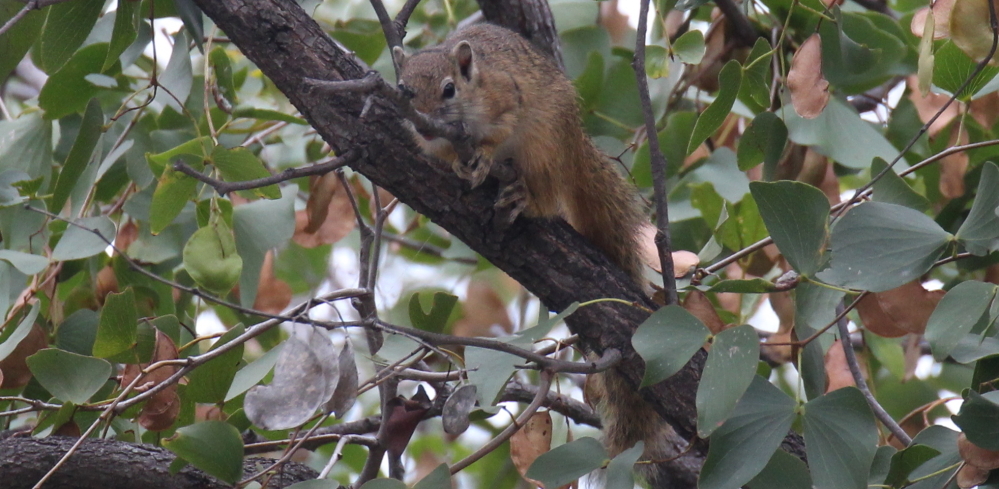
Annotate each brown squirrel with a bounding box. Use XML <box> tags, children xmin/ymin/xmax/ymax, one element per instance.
<box><xmin>394</xmin><ymin>23</ymin><xmax>675</xmax><ymax>486</ymax></box>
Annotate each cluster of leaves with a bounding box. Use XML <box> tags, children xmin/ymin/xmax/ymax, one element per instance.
<box><xmin>3</xmin><ymin>0</ymin><xmax>999</xmax><ymax>487</ymax></box>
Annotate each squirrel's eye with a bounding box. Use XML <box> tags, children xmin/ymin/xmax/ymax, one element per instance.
<box><xmin>442</xmin><ymin>82</ymin><xmax>456</xmax><ymax>99</ymax></box>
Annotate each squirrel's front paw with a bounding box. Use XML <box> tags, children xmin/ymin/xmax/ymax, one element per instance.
<box><xmin>494</xmin><ymin>179</ymin><xmax>528</xmax><ymax>225</ymax></box>
<box><xmin>452</xmin><ymin>149</ymin><xmax>492</xmax><ymax>188</ymax></box>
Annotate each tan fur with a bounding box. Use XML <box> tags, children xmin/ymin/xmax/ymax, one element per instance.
<box><xmin>396</xmin><ymin>23</ymin><xmax>671</xmax><ymax>485</ymax></box>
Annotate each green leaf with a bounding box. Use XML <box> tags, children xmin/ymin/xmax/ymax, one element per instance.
<box><xmin>55</xmin><ymin>309</ymin><xmax>99</xmax><ymax>356</ymax></box>
<box><xmin>819</xmin><ymin>12</ymin><xmax>907</xmax><ymax>94</ymax></box>
<box><xmin>925</xmin><ymin>280</ymin><xmax>997</xmax><ymax>361</ymax></box>
<box><xmin>746</xmin><ymin>448</ymin><xmax>812</xmax><ymax>489</ymax></box>
<box><xmin>952</xmin><ymin>390</ymin><xmax>999</xmax><ymax>450</ymax></box>
<box><xmin>183</xmin><ymin>219</ymin><xmax>243</xmax><ymax>296</ymax></box>
<box><xmin>149</xmin><ymin>153</ymin><xmax>206</xmax><ymax>235</ymax></box>
<box><xmin>750</xmin><ymin>181</ymin><xmax>829</xmax><ymax>276</ymax></box>
<box><xmin>232</xmin><ymin>186</ymin><xmax>296</xmax><ymax>307</ymax></box>
<box><xmin>51</xmin><ymin>216</ymin><xmax>115</xmax><ymax>261</ymax></box>
<box><xmin>163</xmin><ymin>421</ymin><xmax>244</xmax><ymax>483</ymax></box>
<box><xmin>105</xmin><ymin>0</ymin><xmax>138</xmax><ymax>72</ymax></box>
<box><xmin>225</xmin><ymin>342</ymin><xmax>283</xmax><ymax>402</ymax></box>
<box><xmin>955</xmin><ymin>161</ymin><xmax>999</xmax><ymax>255</ymax></box>
<box><xmin>933</xmin><ymin>41</ymin><xmax>999</xmax><ymax>99</ymax></box>
<box><xmin>738</xmin><ymin>112</ymin><xmax>787</xmax><ymax>175</ymax></box>
<box><xmin>906</xmin><ymin>426</ymin><xmax>961</xmax><ymax>489</ymax></box>
<box><xmin>573</xmin><ymin>51</ymin><xmax>604</xmax><ymax>111</ymax></box>
<box><xmin>408</xmin><ymin>292</ymin><xmax>458</xmax><ymax>333</ymax></box>
<box><xmin>632</xmin><ymin>305</ymin><xmax>711</xmax><ymax>387</ymax></box>
<box><xmin>525</xmin><ymin>437</ymin><xmax>608</xmax><ymax>488</ymax></box>
<box><xmin>329</xmin><ymin>18</ymin><xmax>386</xmax><ymax>66</ymax></box>
<box><xmin>209</xmin><ymin>47</ymin><xmax>237</xmax><ymax>106</ymax></box>
<box><xmin>33</xmin><ymin>0</ymin><xmax>104</xmax><ymax>73</ymax></box>
<box><xmin>865</xmin><ymin>331</ymin><xmax>905</xmax><ymax>379</ymax></box>
<box><xmin>697</xmin><ymin>325</ymin><xmax>761</xmax><ymax>437</ymax></box>
<box><xmin>413</xmin><ymin>463</ymin><xmax>452</xmax><ymax>489</ymax></box>
<box><xmin>358</xmin><ymin>480</ymin><xmax>407</xmax><ymax>489</ymax></box>
<box><xmin>146</xmin><ymin>137</ymin><xmax>213</xmax><ymax>176</ymax></box>
<box><xmin>818</xmin><ymin>202</ymin><xmax>953</xmax><ymax>292</ymax></box>
<box><xmin>0</xmin><ymin>250</ymin><xmax>48</xmax><ymax>275</ymax></box>
<box><xmin>50</xmin><ymin>98</ymin><xmax>103</xmax><ymax>212</ymax></box>
<box><xmin>93</xmin><ymin>288</ymin><xmax>138</xmax><ymax>359</ymax></box>
<box><xmin>0</xmin><ymin>1</ymin><xmax>45</xmax><ymax>82</ymax></box>
<box><xmin>883</xmin><ymin>444</ymin><xmax>941</xmax><ymax>488</ymax></box>
<box><xmin>739</xmin><ymin>38</ymin><xmax>774</xmax><ymax>111</ymax></box>
<box><xmin>186</xmin><ymin>324</ymin><xmax>246</xmax><ymax>404</ymax></box>
<box><xmin>153</xmin><ymin>30</ymin><xmax>193</xmax><ymax>112</ymax></box>
<box><xmin>699</xmin><ymin>376</ymin><xmax>797</xmax><ymax>489</ymax></box>
<box><xmin>38</xmin><ymin>44</ymin><xmax>112</xmax><ymax>120</ymax></box>
<box><xmin>606</xmin><ymin>441</ymin><xmax>644</xmax><ymax>489</ymax></box>
<box><xmin>26</xmin><ymin>348</ymin><xmax>112</xmax><ymax>404</ymax></box>
<box><xmin>782</xmin><ymin>97</ymin><xmax>899</xmax><ymax>169</ymax></box>
<box><xmin>0</xmin><ymin>304</ymin><xmax>40</xmax><ymax>362</ymax></box>
<box><xmin>803</xmin><ymin>387</ymin><xmax>878</xmax><ymax>489</ymax></box>
<box><xmin>708</xmin><ymin>278</ymin><xmax>781</xmax><ymax>294</ymax></box>
<box><xmin>0</xmin><ymin>113</ymin><xmax>53</xmax><ymax>181</ymax></box>
<box><xmin>688</xmin><ymin>61</ymin><xmax>742</xmax><ymax>155</ymax></box>
<box><xmin>673</xmin><ymin>29</ymin><xmax>706</xmax><ymax>64</ymax></box>
<box><xmin>645</xmin><ymin>45</ymin><xmax>670</xmax><ymax>79</ymax></box>
<box><xmin>465</xmin><ymin>345</ymin><xmax>520</xmax><ymax>407</ymax></box>
<box><xmin>210</xmin><ymin>146</ymin><xmax>281</xmax><ymax>199</ymax></box>
<box><xmin>870</xmin><ymin>158</ymin><xmax>930</xmax><ymax>212</ymax></box>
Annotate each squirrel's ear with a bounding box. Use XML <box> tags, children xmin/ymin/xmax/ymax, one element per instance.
<box><xmin>452</xmin><ymin>41</ymin><xmax>476</xmax><ymax>82</ymax></box>
<box><xmin>392</xmin><ymin>46</ymin><xmax>407</xmax><ymax>69</ymax></box>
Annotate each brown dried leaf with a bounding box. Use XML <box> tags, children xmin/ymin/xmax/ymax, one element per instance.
<box><xmin>957</xmin><ymin>463</ymin><xmax>990</xmax><ymax>489</ymax></box>
<box><xmin>452</xmin><ymin>280</ymin><xmax>512</xmax><ymax>338</ymax></box>
<box><xmin>53</xmin><ymin>420</ymin><xmax>81</xmax><ymax>437</ymax></box>
<box><xmin>788</xmin><ymin>34</ymin><xmax>830</xmax><ymax>119</ymax></box>
<box><xmin>761</xmin><ymin>330</ymin><xmax>793</xmax><ymax>364</ymax></box>
<box><xmin>140</xmin><ymin>389</ymin><xmax>181</xmax><ymax>431</ymax></box>
<box><xmin>824</xmin><ymin>339</ymin><xmax>856</xmax><ymax>392</ymax></box>
<box><xmin>940</xmin><ymin>129</ymin><xmax>968</xmax><ymax>198</ymax></box>
<box><xmin>0</xmin><ymin>323</ymin><xmax>47</xmax><ymax>390</ymax></box>
<box><xmin>950</xmin><ymin>0</ymin><xmax>999</xmax><ymax>61</ymax></box>
<box><xmin>96</xmin><ymin>265</ymin><xmax>119</xmax><ymax>305</ymax></box>
<box><xmin>253</xmin><ymin>251</ymin><xmax>292</xmax><ymax>315</ymax></box>
<box><xmin>115</xmin><ymin>219</ymin><xmax>139</xmax><ymax>253</ymax></box>
<box><xmin>682</xmin><ymin>290</ymin><xmax>726</xmax><ymax>334</ymax></box>
<box><xmin>907</xmin><ymin>76</ymin><xmax>960</xmax><ymax>137</ymax></box>
<box><xmin>293</xmin><ymin>174</ymin><xmax>355</xmax><ymax>248</ymax></box>
<box><xmin>987</xmin><ymin>263</ymin><xmax>999</xmax><ymax>285</ymax></box>
<box><xmin>970</xmin><ymin>92</ymin><xmax>999</xmax><ymax>129</ymax></box>
<box><xmin>958</xmin><ymin>432</ymin><xmax>999</xmax><ymax>470</ymax></box>
<box><xmin>384</xmin><ymin>394</ymin><xmax>432</xmax><ymax>458</ymax></box>
<box><xmin>876</xmin><ymin>281</ymin><xmax>944</xmax><ymax>335</ymax></box>
<box><xmin>856</xmin><ymin>293</ymin><xmax>909</xmax><ymax>338</ymax></box>
<box><xmin>510</xmin><ymin>411</ymin><xmax>553</xmax><ymax>486</ymax></box>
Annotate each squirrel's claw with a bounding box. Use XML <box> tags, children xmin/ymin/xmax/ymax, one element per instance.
<box><xmin>453</xmin><ymin>149</ymin><xmax>493</xmax><ymax>188</ymax></box>
<box><xmin>494</xmin><ymin>179</ymin><xmax>528</xmax><ymax>225</ymax></box>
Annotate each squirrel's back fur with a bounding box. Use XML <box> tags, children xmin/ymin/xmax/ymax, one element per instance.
<box><xmin>396</xmin><ymin>23</ymin><xmax>671</xmax><ymax>485</ymax></box>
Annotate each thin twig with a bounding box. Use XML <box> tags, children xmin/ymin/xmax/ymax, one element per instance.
<box><xmin>172</xmin><ymin>149</ymin><xmax>359</xmax><ymax>196</ymax></box>
<box><xmin>374</xmin><ymin>320</ymin><xmax>622</xmax><ymax>374</ymax></box>
<box><xmin>450</xmin><ymin>370</ymin><xmax>554</xmax><ymax>473</ymax></box>
<box><xmin>394</xmin><ymin>0</ymin><xmax>422</xmax><ymax>31</ymax></box>
<box><xmin>835</xmin><ymin>302</ymin><xmax>912</xmax><ymax>446</ymax></box>
<box><xmin>633</xmin><ymin>0</ymin><xmax>678</xmax><ymax>304</ymax></box>
<box><xmin>0</xmin><ymin>0</ymin><xmax>37</xmax><ymax>38</ymax></box>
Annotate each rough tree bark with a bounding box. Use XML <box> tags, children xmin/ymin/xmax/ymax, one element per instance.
<box><xmin>0</xmin><ymin>435</ymin><xmax>317</xmax><ymax>489</ymax></box>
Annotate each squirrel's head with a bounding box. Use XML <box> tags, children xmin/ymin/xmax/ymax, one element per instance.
<box><xmin>393</xmin><ymin>40</ymin><xmax>479</xmax><ymax>122</ymax></box>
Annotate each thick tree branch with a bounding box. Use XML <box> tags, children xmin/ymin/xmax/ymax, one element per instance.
<box><xmin>0</xmin><ymin>436</ymin><xmax>316</xmax><ymax>489</ymax></box>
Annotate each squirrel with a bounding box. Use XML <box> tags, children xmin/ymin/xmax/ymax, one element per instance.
<box><xmin>394</xmin><ymin>23</ymin><xmax>675</xmax><ymax>487</ymax></box>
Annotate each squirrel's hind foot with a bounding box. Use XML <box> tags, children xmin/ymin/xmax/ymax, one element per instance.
<box><xmin>493</xmin><ymin>179</ymin><xmax>528</xmax><ymax>227</ymax></box>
